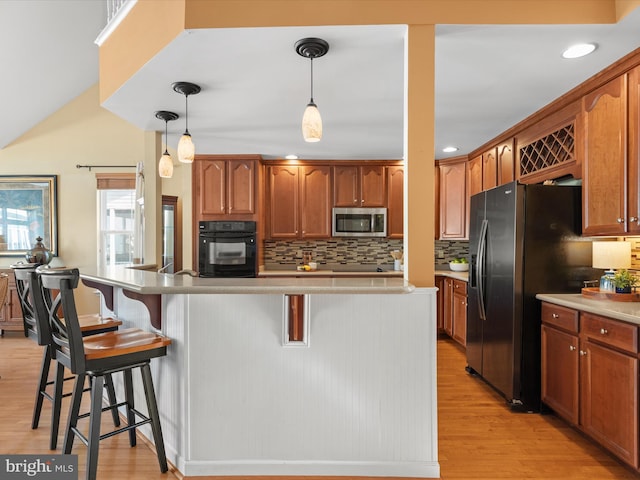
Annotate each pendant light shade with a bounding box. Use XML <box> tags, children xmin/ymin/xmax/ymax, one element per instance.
<box><xmin>295</xmin><ymin>38</ymin><xmax>329</xmax><ymax>143</ymax></box>
<box><xmin>172</xmin><ymin>82</ymin><xmax>201</xmax><ymax>163</ymax></box>
<box><xmin>155</xmin><ymin>110</ymin><xmax>179</xmax><ymax>179</ymax></box>
<box><xmin>302</xmin><ymin>101</ymin><xmax>322</xmax><ymax>142</ymax></box>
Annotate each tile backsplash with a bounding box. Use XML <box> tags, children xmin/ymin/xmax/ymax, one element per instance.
<box><xmin>435</xmin><ymin>240</ymin><xmax>469</xmax><ymax>267</ymax></box>
<box><xmin>263</xmin><ymin>238</ymin><xmax>404</xmax><ymax>267</ymax></box>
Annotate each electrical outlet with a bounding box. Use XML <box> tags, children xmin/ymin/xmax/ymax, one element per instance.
<box><xmin>296</xmin><ymin>250</ymin><xmax>302</xmax><ymax>257</ymax></box>
<box><xmin>437</xmin><ymin>250</ymin><xmax>445</xmax><ymax>259</ymax></box>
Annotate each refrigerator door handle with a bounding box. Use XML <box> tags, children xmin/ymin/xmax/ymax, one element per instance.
<box><xmin>477</xmin><ymin>219</ymin><xmax>488</xmax><ymax>321</ymax></box>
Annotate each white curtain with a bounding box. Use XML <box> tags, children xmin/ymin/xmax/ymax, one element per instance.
<box><xmin>133</xmin><ymin>161</ymin><xmax>145</xmax><ymax>264</ymax></box>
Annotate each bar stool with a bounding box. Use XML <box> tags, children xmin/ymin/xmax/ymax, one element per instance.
<box><xmin>11</xmin><ymin>263</ymin><xmax>122</xmax><ymax>450</ymax></box>
<box><xmin>36</xmin><ymin>267</ymin><xmax>171</xmax><ymax>480</ymax></box>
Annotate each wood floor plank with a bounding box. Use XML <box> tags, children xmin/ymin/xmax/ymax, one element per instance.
<box><xmin>1</xmin><ymin>331</ymin><xmax>639</xmax><ymax>479</ymax></box>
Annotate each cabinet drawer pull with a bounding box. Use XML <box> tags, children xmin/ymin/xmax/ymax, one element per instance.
<box><xmin>569</xmin><ymin>345</ymin><xmax>576</xmax><ymax>351</ymax></box>
<box><xmin>580</xmin><ymin>350</ymin><xmax>588</xmax><ymax>356</ymax></box>
<box><xmin>600</xmin><ymin>328</ymin><xmax>608</xmax><ymax>335</ymax></box>
<box><xmin>552</xmin><ymin>313</ymin><xmax>559</xmax><ymax>319</ymax></box>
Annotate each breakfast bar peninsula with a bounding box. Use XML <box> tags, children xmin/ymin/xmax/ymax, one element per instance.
<box><xmin>80</xmin><ymin>266</ymin><xmax>439</xmax><ymax>478</ymax></box>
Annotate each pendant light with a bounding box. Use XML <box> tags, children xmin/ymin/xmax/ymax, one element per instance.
<box><xmin>295</xmin><ymin>38</ymin><xmax>329</xmax><ymax>142</ymax></box>
<box><xmin>155</xmin><ymin>110</ymin><xmax>179</xmax><ymax>178</ymax></box>
<box><xmin>172</xmin><ymin>81</ymin><xmax>201</xmax><ymax>163</ymax></box>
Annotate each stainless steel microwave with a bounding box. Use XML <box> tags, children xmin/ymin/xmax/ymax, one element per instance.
<box><xmin>332</xmin><ymin>207</ymin><xmax>387</xmax><ymax>237</ymax></box>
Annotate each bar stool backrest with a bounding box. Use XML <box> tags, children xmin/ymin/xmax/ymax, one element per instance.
<box><xmin>11</xmin><ymin>263</ymin><xmax>48</xmax><ymax>344</ymax></box>
<box><xmin>36</xmin><ymin>267</ymin><xmax>86</xmax><ymax>374</ymax></box>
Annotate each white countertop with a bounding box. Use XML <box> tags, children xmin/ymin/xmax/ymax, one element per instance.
<box><xmin>537</xmin><ymin>293</ymin><xmax>640</xmax><ymax>326</ymax></box>
<box><xmin>80</xmin><ymin>266</ymin><xmax>414</xmax><ymax>295</ymax></box>
<box><xmin>434</xmin><ymin>269</ymin><xmax>469</xmax><ymax>282</ymax></box>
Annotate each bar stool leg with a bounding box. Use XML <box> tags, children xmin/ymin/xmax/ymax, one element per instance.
<box><xmin>50</xmin><ymin>361</ymin><xmax>65</xmax><ymax>450</ymax></box>
<box><xmin>104</xmin><ymin>373</ymin><xmax>120</xmax><ymax>427</ymax></box>
<box><xmin>123</xmin><ymin>368</ymin><xmax>136</xmax><ymax>447</ymax></box>
<box><xmin>86</xmin><ymin>374</ymin><xmax>104</xmax><ymax>480</ymax></box>
<box><xmin>32</xmin><ymin>346</ymin><xmax>51</xmax><ymax>429</ymax></box>
<box><xmin>141</xmin><ymin>363</ymin><xmax>168</xmax><ymax>472</ymax></box>
<box><xmin>63</xmin><ymin>373</ymin><xmax>86</xmax><ymax>455</ymax></box>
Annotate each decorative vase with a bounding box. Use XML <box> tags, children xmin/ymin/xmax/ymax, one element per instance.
<box><xmin>615</xmin><ymin>286</ymin><xmax>632</xmax><ymax>294</ymax></box>
<box><xmin>25</xmin><ymin>236</ymin><xmax>53</xmax><ymax>265</ymax></box>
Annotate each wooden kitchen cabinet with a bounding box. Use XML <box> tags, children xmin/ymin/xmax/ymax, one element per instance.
<box><xmin>482</xmin><ymin>148</ymin><xmax>497</xmax><ymax>190</ymax></box>
<box><xmin>387</xmin><ymin>165</ymin><xmax>404</xmax><ymax>238</ymax></box>
<box><xmin>193</xmin><ymin>155</ymin><xmax>257</xmax><ymax>219</ymax></box>
<box><xmin>0</xmin><ymin>270</ymin><xmax>23</xmax><ymax>335</ymax></box>
<box><xmin>580</xmin><ymin>313</ymin><xmax>638</xmax><ymax>468</ymax></box>
<box><xmin>497</xmin><ymin>141</ymin><xmax>514</xmax><ymax>186</ymax></box>
<box><xmin>451</xmin><ymin>279</ymin><xmax>467</xmax><ymax>346</ymax></box>
<box><xmin>582</xmin><ymin>75</ymin><xmax>628</xmax><ymax>235</ymax></box>
<box><xmin>540</xmin><ymin>302</ymin><xmax>639</xmax><ymax>469</ymax></box>
<box><xmin>333</xmin><ymin>165</ymin><xmax>386</xmax><ymax>207</ymax></box>
<box><xmin>267</xmin><ymin>165</ymin><xmax>331</xmax><ymax>239</ymax></box>
<box><xmin>541</xmin><ymin>301</ymin><xmax>580</xmax><ymax>425</ymax></box>
<box><xmin>467</xmin><ymin>155</ymin><xmax>482</xmax><ymax>198</ymax></box>
<box><xmin>443</xmin><ymin>278</ymin><xmax>454</xmax><ymax>337</ymax></box>
<box><xmin>438</xmin><ymin>158</ymin><xmax>467</xmax><ymax>240</ymax></box>
<box><xmin>628</xmin><ymin>65</ymin><xmax>640</xmax><ymax>235</ymax></box>
<box><xmin>435</xmin><ymin>275</ymin><xmax>445</xmax><ymax>331</ymax></box>
<box><xmin>442</xmin><ymin>277</ymin><xmax>467</xmax><ymax>347</ymax></box>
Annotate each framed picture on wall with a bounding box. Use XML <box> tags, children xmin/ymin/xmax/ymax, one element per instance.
<box><xmin>0</xmin><ymin>175</ymin><xmax>58</xmax><ymax>257</ymax></box>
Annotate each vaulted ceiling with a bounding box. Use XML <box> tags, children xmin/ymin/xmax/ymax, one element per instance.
<box><xmin>2</xmin><ymin>1</ymin><xmax>640</xmax><ymax>162</ymax></box>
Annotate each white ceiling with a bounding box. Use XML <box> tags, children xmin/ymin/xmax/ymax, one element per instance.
<box><xmin>2</xmin><ymin>1</ymin><xmax>640</xmax><ymax>162</ymax></box>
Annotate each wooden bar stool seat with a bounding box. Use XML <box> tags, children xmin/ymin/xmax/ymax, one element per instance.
<box><xmin>37</xmin><ymin>267</ymin><xmax>171</xmax><ymax>480</ymax></box>
<box><xmin>11</xmin><ymin>263</ymin><xmax>122</xmax><ymax>450</ymax></box>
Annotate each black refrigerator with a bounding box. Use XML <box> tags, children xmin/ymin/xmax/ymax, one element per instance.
<box><xmin>466</xmin><ymin>181</ymin><xmax>597</xmax><ymax>413</ymax></box>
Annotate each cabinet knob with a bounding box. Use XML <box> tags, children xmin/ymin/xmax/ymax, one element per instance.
<box><xmin>600</xmin><ymin>328</ymin><xmax>608</xmax><ymax>335</ymax></box>
<box><xmin>617</xmin><ymin>217</ymin><xmax>625</xmax><ymax>223</ymax></box>
<box><xmin>569</xmin><ymin>345</ymin><xmax>576</xmax><ymax>351</ymax></box>
<box><xmin>580</xmin><ymin>350</ymin><xmax>587</xmax><ymax>356</ymax></box>
<box><xmin>552</xmin><ymin>313</ymin><xmax>559</xmax><ymax>319</ymax></box>
<box><xmin>631</xmin><ymin>216</ymin><xmax>638</xmax><ymax>222</ymax></box>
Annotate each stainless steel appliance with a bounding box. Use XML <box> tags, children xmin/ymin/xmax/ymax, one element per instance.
<box><xmin>199</xmin><ymin>221</ymin><xmax>257</xmax><ymax>278</ymax></box>
<box><xmin>466</xmin><ymin>181</ymin><xmax>597</xmax><ymax>412</ymax></box>
<box><xmin>332</xmin><ymin>207</ymin><xmax>387</xmax><ymax>237</ymax></box>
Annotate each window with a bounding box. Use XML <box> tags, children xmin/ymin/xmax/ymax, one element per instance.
<box><xmin>96</xmin><ymin>173</ymin><xmax>136</xmax><ymax>268</ymax></box>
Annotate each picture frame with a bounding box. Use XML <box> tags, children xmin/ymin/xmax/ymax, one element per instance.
<box><xmin>0</xmin><ymin>175</ymin><xmax>58</xmax><ymax>257</ymax></box>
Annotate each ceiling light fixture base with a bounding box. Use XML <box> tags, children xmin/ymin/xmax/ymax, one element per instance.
<box><xmin>155</xmin><ymin>111</ymin><xmax>179</xmax><ymax>122</ymax></box>
<box><xmin>172</xmin><ymin>82</ymin><xmax>201</xmax><ymax>96</ymax></box>
<box><xmin>295</xmin><ymin>38</ymin><xmax>329</xmax><ymax>59</ymax></box>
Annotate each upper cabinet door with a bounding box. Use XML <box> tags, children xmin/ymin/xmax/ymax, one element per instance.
<box><xmin>300</xmin><ymin>166</ymin><xmax>332</xmax><ymax>238</ymax></box>
<box><xmin>387</xmin><ymin>166</ymin><xmax>404</xmax><ymax>238</ymax></box>
<box><xmin>439</xmin><ymin>160</ymin><xmax>467</xmax><ymax>240</ymax></box>
<box><xmin>497</xmin><ymin>141</ymin><xmax>514</xmax><ymax>186</ymax></box>
<box><xmin>628</xmin><ymin>66</ymin><xmax>640</xmax><ymax>235</ymax></box>
<box><xmin>482</xmin><ymin>148</ymin><xmax>497</xmax><ymax>190</ymax></box>
<box><xmin>333</xmin><ymin>166</ymin><xmax>359</xmax><ymax>206</ymax></box>
<box><xmin>582</xmin><ymin>75</ymin><xmax>628</xmax><ymax>236</ymax></box>
<box><xmin>197</xmin><ymin>159</ymin><xmax>226</xmax><ymax>216</ymax></box>
<box><xmin>333</xmin><ymin>165</ymin><xmax>386</xmax><ymax>207</ymax></box>
<box><xmin>360</xmin><ymin>165</ymin><xmax>386</xmax><ymax>206</ymax></box>
<box><xmin>227</xmin><ymin>159</ymin><xmax>255</xmax><ymax>215</ymax></box>
<box><xmin>467</xmin><ymin>155</ymin><xmax>482</xmax><ymax>198</ymax></box>
<box><xmin>267</xmin><ymin>165</ymin><xmax>299</xmax><ymax>238</ymax></box>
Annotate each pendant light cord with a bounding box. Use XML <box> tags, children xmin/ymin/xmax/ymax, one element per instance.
<box><xmin>184</xmin><ymin>95</ymin><xmax>190</xmax><ymax>135</ymax></box>
<box><xmin>309</xmin><ymin>57</ymin><xmax>314</xmax><ymax>103</ymax></box>
<box><xmin>164</xmin><ymin>119</ymin><xmax>169</xmax><ymax>154</ymax></box>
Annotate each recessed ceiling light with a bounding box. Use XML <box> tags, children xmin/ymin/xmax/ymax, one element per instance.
<box><xmin>285</xmin><ymin>154</ymin><xmax>299</xmax><ymax>160</ymax></box>
<box><xmin>562</xmin><ymin>43</ymin><xmax>597</xmax><ymax>59</ymax></box>
<box><xmin>442</xmin><ymin>146</ymin><xmax>458</xmax><ymax>153</ymax></box>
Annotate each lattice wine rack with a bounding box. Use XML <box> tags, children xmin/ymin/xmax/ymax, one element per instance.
<box><xmin>519</xmin><ymin>123</ymin><xmax>575</xmax><ymax>178</ymax></box>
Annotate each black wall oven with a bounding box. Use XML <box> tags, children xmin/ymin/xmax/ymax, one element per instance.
<box><xmin>198</xmin><ymin>221</ymin><xmax>257</xmax><ymax>278</ymax></box>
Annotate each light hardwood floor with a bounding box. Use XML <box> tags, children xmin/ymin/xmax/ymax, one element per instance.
<box><xmin>0</xmin><ymin>330</ymin><xmax>638</xmax><ymax>479</ymax></box>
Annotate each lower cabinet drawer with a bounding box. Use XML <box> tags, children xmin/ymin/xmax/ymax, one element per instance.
<box><xmin>581</xmin><ymin>312</ymin><xmax>638</xmax><ymax>354</ymax></box>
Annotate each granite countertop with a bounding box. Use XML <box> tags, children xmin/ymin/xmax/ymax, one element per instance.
<box><xmin>434</xmin><ymin>269</ymin><xmax>469</xmax><ymax>282</ymax></box>
<box><xmin>536</xmin><ymin>293</ymin><xmax>640</xmax><ymax>326</ymax></box>
<box><xmin>79</xmin><ymin>266</ymin><xmax>414</xmax><ymax>295</ymax></box>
